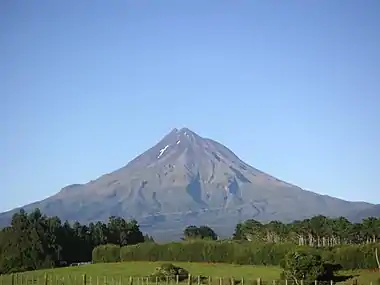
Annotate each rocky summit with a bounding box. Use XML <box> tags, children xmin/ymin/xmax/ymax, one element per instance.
<box><xmin>0</xmin><ymin>128</ymin><xmax>377</xmax><ymax>240</ymax></box>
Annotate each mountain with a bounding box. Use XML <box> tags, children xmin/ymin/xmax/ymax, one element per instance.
<box><xmin>348</xmin><ymin>204</ymin><xmax>380</xmax><ymax>222</ymax></box>
<box><xmin>0</xmin><ymin>128</ymin><xmax>376</xmax><ymax>240</ymax></box>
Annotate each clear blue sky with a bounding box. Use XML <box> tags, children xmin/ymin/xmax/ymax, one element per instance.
<box><xmin>1</xmin><ymin>0</ymin><xmax>379</xmax><ymax>212</ymax></box>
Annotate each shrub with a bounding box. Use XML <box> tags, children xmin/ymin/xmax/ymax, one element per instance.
<box><xmin>280</xmin><ymin>250</ymin><xmax>333</xmax><ymax>284</ymax></box>
<box><xmin>150</xmin><ymin>263</ymin><xmax>189</xmax><ymax>281</ymax></box>
<box><xmin>330</xmin><ymin>244</ymin><xmax>379</xmax><ymax>269</ymax></box>
<box><xmin>92</xmin><ymin>244</ymin><xmax>120</xmax><ymax>263</ymax></box>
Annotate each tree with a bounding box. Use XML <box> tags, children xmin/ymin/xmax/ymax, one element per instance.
<box><xmin>0</xmin><ymin>209</ymin><xmax>57</xmax><ymax>273</ymax></box>
<box><xmin>280</xmin><ymin>250</ymin><xmax>328</xmax><ymax>285</ymax></box>
<box><xmin>183</xmin><ymin>225</ymin><xmax>217</xmax><ymax>240</ymax></box>
<box><xmin>233</xmin><ymin>219</ymin><xmax>263</xmax><ymax>241</ymax></box>
<box><xmin>144</xmin><ymin>234</ymin><xmax>155</xmax><ymax>243</ymax></box>
<box><xmin>362</xmin><ymin>217</ymin><xmax>378</xmax><ymax>243</ymax></box>
<box><xmin>107</xmin><ymin>217</ymin><xmax>144</xmax><ymax>246</ymax></box>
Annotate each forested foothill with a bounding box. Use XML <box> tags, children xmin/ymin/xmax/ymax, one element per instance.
<box><xmin>0</xmin><ymin>208</ymin><xmax>379</xmax><ymax>280</ymax></box>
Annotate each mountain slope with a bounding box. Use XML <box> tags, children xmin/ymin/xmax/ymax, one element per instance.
<box><xmin>348</xmin><ymin>204</ymin><xmax>380</xmax><ymax>222</ymax></box>
<box><xmin>0</xmin><ymin>128</ymin><xmax>375</xmax><ymax>240</ymax></box>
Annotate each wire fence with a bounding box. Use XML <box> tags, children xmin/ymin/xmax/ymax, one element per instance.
<box><xmin>0</xmin><ymin>275</ymin><xmax>367</xmax><ymax>285</ymax></box>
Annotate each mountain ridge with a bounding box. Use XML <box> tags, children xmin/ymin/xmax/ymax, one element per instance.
<box><xmin>0</xmin><ymin>127</ymin><xmax>377</xmax><ymax>240</ymax></box>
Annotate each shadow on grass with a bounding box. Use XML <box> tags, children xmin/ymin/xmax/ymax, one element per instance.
<box><xmin>323</xmin><ymin>263</ymin><xmax>358</xmax><ymax>283</ymax></box>
<box><xmin>331</xmin><ymin>274</ymin><xmax>358</xmax><ymax>283</ymax></box>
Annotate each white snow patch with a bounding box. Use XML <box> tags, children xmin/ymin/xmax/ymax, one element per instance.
<box><xmin>157</xmin><ymin>145</ymin><xmax>169</xmax><ymax>158</ymax></box>
<box><xmin>176</xmin><ymin>140</ymin><xmax>180</xmax><ymax>144</ymax></box>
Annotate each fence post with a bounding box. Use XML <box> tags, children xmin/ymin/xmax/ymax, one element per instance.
<box><xmin>188</xmin><ymin>274</ymin><xmax>191</xmax><ymax>285</ymax></box>
<box><xmin>82</xmin><ymin>274</ymin><xmax>87</xmax><ymax>285</ymax></box>
<box><xmin>257</xmin><ymin>278</ymin><xmax>261</xmax><ymax>285</ymax></box>
<box><xmin>44</xmin><ymin>274</ymin><xmax>48</xmax><ymax>285</ymax></box>
<box><xmin>219</xmin><ymin>278</ymin><xmax>222</xmax><ymax>285</ymax></box>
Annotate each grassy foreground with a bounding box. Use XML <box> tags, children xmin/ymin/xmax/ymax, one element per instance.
<box><xmin>0</xmin><ymin>262</ymin><xmax>378</xmax><ymax>285</ymax></box>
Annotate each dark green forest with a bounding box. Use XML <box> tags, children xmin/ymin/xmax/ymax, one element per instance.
<box><xmin>0</xmin><ymin>209</ymin><xmax>148</xmax><ymax>274</ymax></box>
<box><xmin>0</xmin><ymin>208</ymin><xmax>379</xmax><ymax>275</ymax></box>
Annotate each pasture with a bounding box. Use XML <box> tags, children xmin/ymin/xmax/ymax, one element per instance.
<box><xmin>0</xmin><ymin>262</ymin><xmax>378</xmax><ymax>285</ymax></box>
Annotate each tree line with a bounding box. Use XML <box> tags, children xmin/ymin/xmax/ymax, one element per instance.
<box><xmin>0</xmin><ymin>208</ymin><xmax>151</xmax><ymax>274</ymax></box>
<box><xmin>233</xmin><ymin>215</ymin><xmax>380</xmax><ymax>246</ymax></box>
<box><xmin>0</xmin><ymin>208</ymin><xmax>379</xmax><ymax>275</ymax></box>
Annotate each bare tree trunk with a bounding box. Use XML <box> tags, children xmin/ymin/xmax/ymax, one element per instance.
<box><xmin>375</xmin><ymin>248</ymin><xmax>380</xmax><ymax>269</ymax></box>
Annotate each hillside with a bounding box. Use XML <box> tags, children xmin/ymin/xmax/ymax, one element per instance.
<box><xmin>348</xmin><ymin>204</ymin><xmax>380</xmax><ymax>222</ymax></box>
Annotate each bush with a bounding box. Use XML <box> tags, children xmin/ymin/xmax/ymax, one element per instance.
<box><xmin>92</xmin><ymin>244</ymin><xmax>120</xmax><ymax>263</ymax></box>
<box><xmin>150</xmin><ymin>263</ymin><xmax>189</xmax><ymax>281</ymax></box>
<box><xmin>330</xmin><ymin>244</ymin><xmax>379</xmax><ymax>269</ymax></box>
<box><xmin>280</xmin><ymin>250</ymin><xmax>331</xmax><ymax>284</ymax></box>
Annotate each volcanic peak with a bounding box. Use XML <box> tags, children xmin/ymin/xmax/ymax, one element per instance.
<box><xmin>0</xmin><ymin>127</ymin><xmax>377</xmax><ymax>242</ymax></box>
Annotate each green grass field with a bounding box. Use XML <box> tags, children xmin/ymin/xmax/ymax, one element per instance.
<box><xmin>0</xmin><ymin>262</ymin><xmax>378</xmax><ymax>285</ymax></box>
